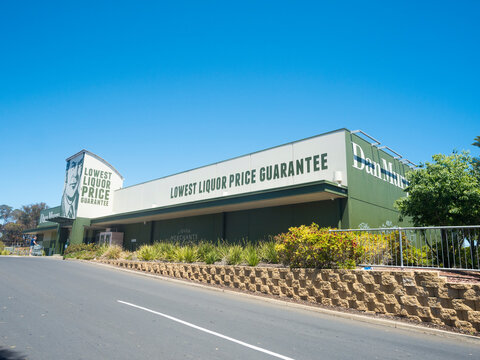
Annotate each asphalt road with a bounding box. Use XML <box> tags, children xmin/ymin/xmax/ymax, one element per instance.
<box><xmin>0</xmin><ymin>257</ymin><xmax>479</xmax><ymax>360</ymax></box>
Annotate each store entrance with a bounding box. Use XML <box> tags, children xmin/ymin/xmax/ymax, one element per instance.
<box><xmin>58</xmin><ymin>227</ymin><xmax>70</xmax><ymax>255</ymax></box>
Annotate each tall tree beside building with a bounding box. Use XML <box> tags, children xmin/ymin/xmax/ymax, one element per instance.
<box><xmin>473</xmin><ymin>136</ymin><xmax>480</xmax><ymax>178</ymax></box>
<box><xmin>0</xmin><ymin>204</ymin><xmax>20</xmax><ymax>245</ymax></box>
<box><xmin>0</xmin><ymin>205</ymin><xmax>13</xmax><ymax>227</ymax></box>
<box><xmin>1</xmin><ymin>222</ymin><xmax>24</xmax><ymax>246</ymax></box>
<box><xmin>0</xmin><ymin>205</ymin><xmax>14</xmax><ymax>242</ymax></box>
<box><xmin>0</xmin><ymin>203</ymin><xmax>48</xmax><ymax>246</ymax></box>
<box><xmin>395</xmin><ymin>151</ymin><xmax>480</xmax><ymax>267</ymax></box>
<box><xmin>14</xmin><ymin>203</ymin><xmax>48</xmax><ymax>229</ymax></box>
<box><xmin>395</xmin><ymin>151</ymin><xmax>480</xmax><ymax>226</ymax></box>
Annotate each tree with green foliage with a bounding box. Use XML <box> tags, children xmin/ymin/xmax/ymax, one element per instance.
<box><xmin>14</xmin><ymin>203</ymin><xmax>48</xmax><ymax>229</ymax></box>
<box><xmin>395</xmin><ymin>151</ymin><xmax>480</xmax><ymax>268</ymax></box>
<box><xmin>473</xmin><ymin>135</ymin><xmax>480</xmax><ymax>178</ymax></box>
<box><xmin>395</xmin><ymin>152</ymin><xmax>480</xmax><ymax>226</ymax></box>
<box><xmin>473</xmin><ymin>136</ymin><xmax>480</xmax><ymax>146</ymax></box>
<box><xmin>0</xmin><ymin>205</ymin><xmax>13</xmax><ymax>225</ymax></box>
<box><xmin>0</xmin><ymin>205</ymin><xmax>14</xmax><ymax>244</ymax></box>
<box><xmin>0</xmin><ymin>203</ymin><xmax>48</xmax><ymax>246</ymax></box>
<box><xmin>2</xmin><ymin>222</ymin><xmax>25</xmax><ymax>245</ymax></box>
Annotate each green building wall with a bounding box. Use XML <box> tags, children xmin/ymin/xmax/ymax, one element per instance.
<box><xmin>152</xmin><ymin>213</ymin><xmax>223</xmax><ymax>244</ymax></box>
<box><xmin>116</xmin><ymin>222</ymin><xmax>152</xmax><ymax>252</ymax></box>
<box><xmin>116</xmin><ymin>198</ymin><xmax>347</xmax><ymax>248</ymax></box>
<box><xmin>224</xmin><ymin>200</ymin><xmax>345</xmax><ymax>242</ymax></box>
<box><xmin>344</xmin><ymin>132</ymin><xmax>412</xmax><ymax>228</ymax></box>
<box><xmin>63</xmin><ymin>129</ymin><xmax>414</xmax><ymax>250</ymax></box>
<box><xmin>70</xmin><ymin>218</ymin><xmax>91</xmax><ymax>245</ymax></box>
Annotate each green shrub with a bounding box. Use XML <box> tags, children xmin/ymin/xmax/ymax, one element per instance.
<box><xmin>204</xmin><ymin>249</ymin><xmax>221</xmax><ymax>264</ymax></box>
<box><xmin>1</xmin><ymin>249</ymin><xmax>10</xmax><ymax>255</ymax></box>
<box><xmin>215</xmin><ymin>241</ymin><xmax>230</xmax><ymax>260</ymax></box>
<box><xmin>95</xmin><ymin>244</ymin><xmax>109</xmax><ymax>258</ymax></box>
<box><xmin>103</xmin><ymin>245</ymin><xmax>122</xmax><ymax>260</ymax></box>
<box><xmin>225</xmin><ymin>245</ymin><xmax>243</xmax><ymax>265</ymax></box>
<box><xmin>137</xmin><ymin>245</ymin><xmax>159</xmax><ymax>261</ymax></box>
<box><xmin>124</xmin><ymin>251</ymin><xmax>135</xmax><ymax>260</ymax></box>
<box><xmin>0</xmin><ymin>241</ymin><xmax>5</xmax><ymax>252</ymax></box>
<box><xmin>197</xmin><ymin>242</ymin><xmax>224</xmax><ymax>264</ymax></box>
<box><xmin>275</xmin><ymin>223</ymin><xmax>363</xmax><ymax>269</ymax></box>
<box><xmin>63</xmin><ymin>243</ymin><xmax>99</xmax><ymax>259</ymax></box>
<box><xmin>78</xmin><ymin>251</ymin><xmax>96</xmax><ymax>260</ymax></box>
<box><xmin>243</xmin><ymin>245</ymin><xmax>260</xmax><ymax>266</ymax></box>
<box><xmin>355</xmin><ymin>231</ymin><xmax>429</xmax><ymax>267</ymax></box>
<box><xmin>197</xmin><ymin>242</ymin><xmax>216</xmax><ymax>262</ymax></box>
<box><xmin>153</xmin><ymin>242</ymin><xmax>176</xmax><ymax>261</ymax></box>
<box><xmin>137</xmin><ymin>242</ymin><xmax>183</xmax><ymax>261</ymax></box>
<box><xmin>175</xmin><ymin>246</ymin><xmax>198</xmax><ymax>263</ymax></box>
<box><xmin>384</xmin><ymin>231</ymin><xmax>429</xmax><ymax>266</ymax></box>
<box><xmin>258</xmin><ymin>240</ymin><xmax>279</xmax><ymax>264</ymax></box>
<box><xmin>64</xmin><ymin>243</ymin><xmax>96</xmax><ymax>255</ymax></box>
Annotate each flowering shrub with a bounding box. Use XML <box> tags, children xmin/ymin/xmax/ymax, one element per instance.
<box><xmin>274</xmin><ymin>223</ymin><xmax>364</xmax><ymax>269</ymax></box>
<box><xmin>382</xmin><ymin>231</ymin><xmax>429</xmax><ymax>266</ymax></box>
<box><xmin>357</xmin><ymin>232</ymin><xmax>391</xmax><ymax>265</ymax></box>
<box><xmin>354</xmin><ymin>231</ymin><xmax>428</xmax><ymax>267</ymax></box>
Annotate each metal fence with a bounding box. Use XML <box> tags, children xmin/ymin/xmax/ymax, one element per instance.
<box><xmin>330</xmin><ymin>226</ymin><xmax>480</xmax><ymax>271</ymax></box>
<box><xmin>2</xmin><ymin>246</ymin><xmax>29</xmax><ymax>256</ymax></box>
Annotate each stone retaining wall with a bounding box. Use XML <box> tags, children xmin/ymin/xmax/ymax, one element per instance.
<box><xmin>97</xmin><ymin>259</ymin><xmax>480</xmax><ymax>333</ymax></box>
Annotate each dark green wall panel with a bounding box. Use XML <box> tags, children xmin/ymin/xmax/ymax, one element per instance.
<box><xmin>225</xmin><ymin>200</ymin><xmax>342</xmax><ymax>242</ymax></box>
<box><xmin>152</xmin><ymin>213</ymin><xmax>223</xmax><ymax>244</ymax></box>
<box><xmin>119</xmin><ymin>222</ymin><xmax>152</xmax><ymax>251</ymax></box>
<box><xmin>347</xmin><ymin>198</ymin><xmax>405</xmax><ymax>228</ymax></box>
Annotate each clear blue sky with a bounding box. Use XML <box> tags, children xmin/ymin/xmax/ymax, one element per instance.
<box><xmin>1</xmin><ymin>1</ymin><xmax>479</xmax><ymax>210</ymax></box>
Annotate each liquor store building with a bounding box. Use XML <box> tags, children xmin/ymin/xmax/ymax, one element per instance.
<box><xmin>27</xmin><ymin>129</ymin><xmax>413</xmax><ymax>254</ymax></box>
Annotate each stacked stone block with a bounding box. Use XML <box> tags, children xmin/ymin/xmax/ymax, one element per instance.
<box><xmin>98</xmin><ymin>260</ymin><xmax>480</xmax><ymax>333</ymax></box>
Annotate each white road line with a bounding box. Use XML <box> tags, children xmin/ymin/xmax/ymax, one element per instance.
<box><xmin>117</xmin><ymin>300</ymin><xmax>295</xmax><ymax>360</ymax></box>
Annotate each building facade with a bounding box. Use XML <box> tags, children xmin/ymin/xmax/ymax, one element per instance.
<box><xmin>26</xmin><ymin>129</ymin><xmax>413</xmax><ymax>254</ymax></box>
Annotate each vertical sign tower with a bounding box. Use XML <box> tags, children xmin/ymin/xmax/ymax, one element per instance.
<box><xmin>61</xmin><ymin>150</ymin><xmax>123</xmax><ymax>219</ymax></box>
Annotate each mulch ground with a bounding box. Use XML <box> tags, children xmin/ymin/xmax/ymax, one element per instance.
<box><xmin>438</xmin><ymin>270</ymin><xmax>480</xmax><ymax>284</ymax></box>
<box><xmin>362</xmin><ymin>266</ymin><xmax>480</xmax><ymax>284</ymax></box>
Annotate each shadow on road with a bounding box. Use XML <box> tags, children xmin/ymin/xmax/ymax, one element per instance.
<box><xmin>0</xmin><ymin>348</ymin><xmax>26</xmax><ymax>360</ymax></box>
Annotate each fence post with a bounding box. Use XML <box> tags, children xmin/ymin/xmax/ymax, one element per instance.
<box><xmin>398</xmin><ymin>229</ymin><xmax>404</xmax><ymax>267</ymax></box>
